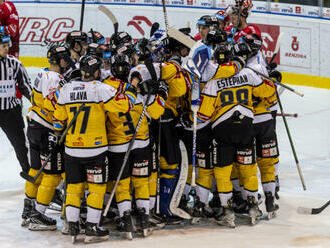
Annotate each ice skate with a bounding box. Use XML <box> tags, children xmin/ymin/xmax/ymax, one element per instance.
<box><xmin>84</xmin><ymin>222</ymin><xmax>109</xmax><ymax>244</ymax></box>
<box><xmin>215</xmin><ymin>208</ymin><xmax>235</xmax><ymax>228</ymax></box>
<box><xmin>28</xmin><ymin>208</ymin><xmax>57</xmax><ymax>231</ymax></box>
<box><xmin>21</xmin><ymin>198</ymin><xmax>33</xmax><ymax>227</ymax></box>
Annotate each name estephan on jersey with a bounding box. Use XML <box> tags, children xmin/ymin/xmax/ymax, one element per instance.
<box><xmin>216</xmin><ymin>74</ymin><xmax>249</xmax><ymax>89</ymax></box>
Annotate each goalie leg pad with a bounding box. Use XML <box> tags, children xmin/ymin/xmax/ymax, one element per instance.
<box><xmin>36</xmin><ymin>173</ymin><xmax>61</xmax><ymax>208</ymax></box>
<box><xmin>214</xmin><ymin>165</ymin><xmax>233</xmax><ymax>207</ymax></box>
<box><xmin>25</xmin><ymin>168</ymin><xmax>44</xmax><ymax>199</ymax></box>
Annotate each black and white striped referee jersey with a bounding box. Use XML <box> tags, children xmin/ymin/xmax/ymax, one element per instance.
<box><xmin>0</xmin><ymin>55</ymin><xmax>31</xmax><ymax>110</ymax></box>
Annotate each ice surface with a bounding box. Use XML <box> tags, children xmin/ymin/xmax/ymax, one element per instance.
<box><xmin>0</xmin><ymin>67</ymin><xmax>329</xmax><ymax>247</ymax></box>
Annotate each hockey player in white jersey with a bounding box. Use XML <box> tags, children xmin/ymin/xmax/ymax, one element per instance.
<box><xmin>22</xmin><ymin>45</ymin><xmax>70</xmax><ymax>229</ymax></box>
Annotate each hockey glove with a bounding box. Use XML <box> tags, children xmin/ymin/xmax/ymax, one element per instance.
<box><xmin>139</xmin><ymin>79</ymin><xmax>157</xmax><ymax>95</ymax></box>
<box><xmin>157</xmin><ymin>80</ymin><xmax>169</xmax><ymax>101</ymax></box>
<box><xmin>269</xmin><ymin>70</ymin><xmax>282</xmax><ymax>83</ymax></box>
<box><xmin>179</xmin><ymin>112</ymin><xmax>193</xmax><ymax>129</ymax></box>
<box><xmin>266</xmin><ymin>62</ymin><xmax>278</xmax><ymax>72</ymax></box>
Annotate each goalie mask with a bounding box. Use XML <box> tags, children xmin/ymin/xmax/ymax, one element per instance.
<box><xmin>80</xmin><ymin>55</ymin><xmax>103</xmax><ymax>79</ymax></box>
<box><xmin>110</xmin><ymin>54</ymin><xmax>131</xmax><ymax>81</ymax></box>
<box><xmin>233</xmin><ymin>0</ymin><xmax>253</xmax><ymax>18</ymax></box>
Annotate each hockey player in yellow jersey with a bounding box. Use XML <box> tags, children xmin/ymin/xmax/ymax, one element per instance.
<box><xmin>196</xmin><ymin>44</ymin><xmax>276</xmax><ymax>227</ymax></box>
<box><xmin>104</xmin><ymin>52</ymin><xmax>168</xmax><ymax>238</ymax></box>
<box><xmin>22</xmin><ymin>45</ymin><xmax>70</xmax><ymax>229</ymax></box>
<box><xmin>178</xmin><ymin>40</ymin><xmax>246</xmax><ymax>218</ymax></box>
<box><xmin>53</xmin><ymin>55</ymin><xmax>138</xmax><ymax>243</ymax></box>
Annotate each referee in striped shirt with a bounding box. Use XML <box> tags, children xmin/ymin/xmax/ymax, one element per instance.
<box><xmin>0</xmin><ymin>30</ymin><xmax>31</xmax><ymax>173</ymax></box>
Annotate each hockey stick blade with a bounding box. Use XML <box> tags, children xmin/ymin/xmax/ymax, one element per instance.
<box><xmin>98</xmin><ymin>5</ymin><xmax>119</xmax><ymax>33</ymax></box>
<box><xmin>269</xmin><ymin>32</ymin><xmax>284</xmax><ymax>64</ymax></box>
<box><xmin>20</xmin><ymin>171</ymin><xmax>36</xmax><ymax>183</ymax></box>
<box><xmin>298</xmin><ymin>200</ymin><xmax>330</xmax><ymax>215</ymax></box>
<box><xmin>168</xmin><ymin>26</ymin><xmax>196</xmax><ymax>49</ymax></box>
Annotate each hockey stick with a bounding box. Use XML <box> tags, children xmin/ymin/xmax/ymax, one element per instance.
<box><xmin>297</xmin><ymin>200</ymin><xmax>330</xmax><ymax>215</ymax></box>
<box><xmin>247</xmin><ymin>67</ymin><xmax>304</xmax><ymax>97</ymax></box>
<box><xmin>161</xmin><ymin>0</ymin><xmax>169</xmax><ymax>33</ymax></box>
<box><xmin>98</xmin><ymin>5</ymin><xmax>119</xmax><ymax>34</ymax></box>
<box><xmin>269</xmin><ymin>32</ymin><xmax>284</xmax><ymax>64</ymax></box>
<box><xmin>103</xmin><ymin>92</ymin><xmax>151</xmax><ymax>217</ymax></box>
<box><xmin>20</xmin><ymin>104</ymin><xmax>86</xmax><ymax>183</ymax></box>
<box><xmin>79</xmin><ymin>0</ymin><xmax>86</xmax><ymax>31</ymax></box>
<box><xmin>190</xmin><ymin>73</ymin><xmax>200</xmax><ymax>187</ymax></box>
<box><xmin>276</xmin><ymin>113</ymin><xmax>298</xmax><ymax>118</ymax></box>
<box><xmin>276</xmin><ymin>89</ymin><xmax>306</xmax><ymax>190</ymax></box>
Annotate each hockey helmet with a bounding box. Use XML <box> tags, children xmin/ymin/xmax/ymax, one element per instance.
<box><xmin>110</xmin><ymin>54</ymin><xmax>131</xmax><ymax>81</ymax></box>
<box><xmin>214</xmin><ymin>43</ymin><xmax>233</xmax><ymax>65</ymax></box>
<box><xmin>0</xmin><ymin>30</ymin><xmax>11</xmax><ymax>46</ymax></box>
<box><xmin>65</xmin><ymin>30</ymin><xmax>88</xmax><ymax>50</ymax></box>
<box><xmin>47</xmin><ymin>44</ymin><xmax>71</xmax><ymax>66</ymax></box>
<box><xmin>80</xmin><ymin>55</ymin><xmax>103</xmax><ymax>78</ymax></box>
<box><xmin>197</xmin><ymin>15</ymin><xmax>218</xmax><ymax>29</ymax></box>
<box><xmin>87</xmin><ymin>30</ymin><xmax>106</xmax><ymax>44</ymax></box>
<box><xmin>87</xmin><ymin>43</ymin><xmax>111</xmax><ymax>60</ymax></box>
<box><xmin>110</xmin><ymin>32</ymin><xmax>132</xmax><ymax>50</ymax></box>
<box><xmin>241</xmin><ymin>33</ymin><xmax>262</xmax><ymax>57</ymax></box>
<box><xmin>233</xmin><ymin>0</ymin><xmax>253</xmax><ymax>18</ymax></box>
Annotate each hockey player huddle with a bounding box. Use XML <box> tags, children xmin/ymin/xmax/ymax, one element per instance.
<box><xmin>20</xmin><ymin>0</ymin><xmax>282</xmax><ymax>244</ymax></box>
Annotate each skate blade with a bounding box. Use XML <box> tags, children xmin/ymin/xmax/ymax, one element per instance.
<box><xmin>28</xmin><ymin>223</ymin><xmax>57</xmax><ymax>231</ymax></box>
<box><xmin>142</xmin><ymin>228</ymin><xmax>153</xmax><ymax>237</ymax></box>
<box><xmin>72</xmin><ymin>235</ymin><xmax>77</xmax><ymax>244</ymax></box>
<box><xmin>120</xmin><ymin>232</ymin><xmax>133</xmax><ymax>240</ymax></box>
<box><xmin>216</xmin><ymin>220</ymin><xmax>235</xmax><ymax>228</ymax></box>
<box><xmin>267</xmin><ymin>211</ymin><xmax>277</xmax><ymax>220</ymax></box>
<box><xmin>84</xmin><ymin>235</ymin><xmax>109</xmax><ymax>244</ymax></box>
<box><xmin>21</xmin><ymin>219</ymin><xmax>30</xmax><ymax>227</ymax></box>
<box><xmin>48</xmin><ymin>203</ymin><xmax>62</xmax><ymax>212</ymax></box>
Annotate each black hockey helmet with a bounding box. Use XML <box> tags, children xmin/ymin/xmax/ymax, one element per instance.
<box><xmin>87</xmin><ymin>30</ymin><xmax>106</xmax><ymax>44</ymax></box>
<box><xmin>80</xmin><ymin>55</ymin><xmax>103</xmax><ymax>78</ymax></box>
<box><xmin>47</xmin><ymin>44</ymin><xmax>71</xmax><ymax>65</ymax></box>
<box><xmin>110</xmin><ymin>54</ymin><xmax>131</xmax><ymax>81</ymax></box>
<box><xmin>214</xmin><ymin>43</ymin><xmax>233</xmax><ymax>64</ymax></box>
<box><xmin>109</xmin><ymin>32</ymin><xmax>132</xmax><ymax>50</ymax></box>
<box><xmin>197</xmin><ymin>15</ymin><xmax>218</xmax><ymax>29</ymax></box>
<box><xmin>65</xmin><ymin>30</ymin><xmax>88</xmax><ymax>50</ymax></box>
<box><xmin>240</xmin><ymin>33</ymin><xmax>262</xmax><ymax>57</ymax></box>
<box><xmin>86</xmin><ymin>43</ymin><xmax>111</xmax><ymax>60</ymax></box>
